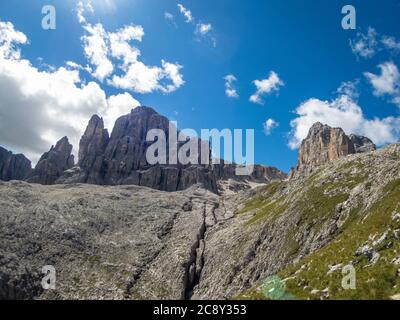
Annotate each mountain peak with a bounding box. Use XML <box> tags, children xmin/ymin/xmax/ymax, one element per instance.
<box><xmin>291</xmin><ymin>122</ymin><xmax>377</xmax><ymax>178</ymax></box>
<box><xmin>26</xmin><ymin>136</ymin><xmax>74</xmax><ymax>185</ymax></box>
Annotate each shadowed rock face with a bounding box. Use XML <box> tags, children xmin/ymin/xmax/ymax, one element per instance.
<box><xmin>26</xmin><ymin>137</ymin><xmax>74</xmax><ymax>185</ymax></box>
<box><xmin>59</xmin><ymin>106</ymin><xmax>286</xmax><ymax>193</ymax></box>
<box><xmin>78</xmin><ymin>115</ymin><xmax>109</xmax><ymax>184</ymax></box>
<box><xmin>102</xmin><ymin>107</ymin><xmax>180</xmax><ymax>185</ymax></box>
<box><xmin>0</xmin><ymin>147</ymin><xmax>32</xmax><ymax>181</ymax></box>
<box><xmin>1</xmin><ymin>106</ymin><xmax>286</xmax><ymax>191</ymax></box>
<box><xmin>349</xmin><ymin>134</ymin><xmax>376</xmax><ymax>153</ymax></box>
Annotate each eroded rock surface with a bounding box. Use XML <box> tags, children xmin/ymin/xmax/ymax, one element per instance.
<box><xmin>298</xmin><ymin>122</ymin><xmax>355</xmax><ymax>170</ymax></box>
<box><xmin>1</xmin><ymin>144</ymin><xmax>399</xmax><ymax>300</ymax></box>
<box><xmin>290</xmin><ymin>122</ymin><xmax>377</xmax><ymax>179</ymax></box>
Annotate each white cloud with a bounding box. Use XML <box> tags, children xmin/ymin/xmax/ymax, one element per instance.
<box><xmin>160</xmin><ymin>60</ymin><xmax>185</xmax><ymax>92</ymax></box>
<box><xmin>164</xmin><ymin>12</ymin><xmax>177</xmax><ymax>27</ymax></box>
<box><xmin>196</xmin><ymin>23</ymin><xmax>212</xmax><ymax>35</ymax></box>
<box><xmin>381</xmin><ymin>35</ymin><xmax>400</xmax><ymax>51</ymax></box>
<box><xmin>250</xmin><ymin>71</ymin><xmax>284</xmax><ymax>105</ymax></box>
<box><xmin>224</xmin><ymin>74</ymin><xmax>239</xmax><ymax>98</ymax></box>
<box><xmin>108</xmin><ymin>24</ymin><xmax>144</xmax><ymax>64</ymax></box>
<box><xmin>165</xmin><ymin>12</ymin><xmax>174</xmax><ymax>21</ymax></box>
<box><xmin>109</xmin><ymin>59</ymin><xmax>184</xmax><ymax>94</ymax></box>
<box><xmin>0</xmin><ymin>21</ymin><xmax>141</xmax><ymax>164</ymax></box>
<box><xmin>77</xmin><ymin>3</ymin><xmax>184</xmax><ymax>94</ymax></box>
<box><xmin>336</xmin><ymin>79</ymin><xmax>360</xmax><ymax>100</ymax></box>
<box><xmin>364</xmin><ymin>62</ymin><xmax>400</xmax><ymax>97</ymax></box>
<box><xmin>175</xmin><ymin>4</ymin><xmax>216</xmax><ymax>47</ymax></box>
<box><xmin>105</xmin><ymin>92</ymin><xmax>140</xmax><ymax>130</ymax></box>
<box><xmin>177</xmin><ymin>4</ymin><xmax>193</xmax><ymax>23</ymax></box>
<box><xmin>65</xmin><ymin>60</ymin><xmax>93</xmax><ymax>74</ymax></box>
<box><xmin>289</xmin><ymin>94</ymin><xmax>400</xmax><ymax>149</ymax></box>
<box><xmin>350</xmin><ymin>27</ymin><xmax>378</xmax><ymax>59</ymax></box>
<box><xmin>0</xmin><ymin>21</ymin><xmax>28</xmax><ymax>60</ymax></box>
<box><xmin>350</xmin><ymin>27</ymin><xmax>400</xmax><ymax>59</ymax></box>
<box><xmin>263</xmin><ymin>119</ymin><xmax>279</xmax><ymax>136</ymax></box>
<box><xmin>194</xmin><ymin>22</ymin><xmax>216</xmax><ymax>47</ymax></box>
<box><xmin>81</xmin><ymin>23</ymin><xmax>114</xmax><ymax>81</ymax></box>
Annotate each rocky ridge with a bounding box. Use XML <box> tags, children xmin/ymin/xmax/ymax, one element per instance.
<box><xmin>63</xmin><ymin>107</ymin><xmax>286</xmax><ymax>193</ymax></box>
<box><xmin>0</xmin><ymin>106</ymin><xmax>286</xmax><ymax>193</ymax></box>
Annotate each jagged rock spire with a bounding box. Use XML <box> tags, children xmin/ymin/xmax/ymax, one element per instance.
<box><xmin>26</xmin><ymin>136</ymin><xmax>74</xmax><ymax>185</ymax></box>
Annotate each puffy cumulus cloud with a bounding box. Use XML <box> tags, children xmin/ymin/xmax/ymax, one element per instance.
<box><xmin>263</xmin><ymin>119</ymin><xmax>279</xmax><ymax>136</ymax></box>
<box><xmin>250</xmin><ymin>71</ymin><xmax>284</xmax><ymax>105</ymax></box>
<box><xmin>224</xmin><ymin>74</ymin><xmax>239</xmax><ymax>98</ymax></box>
<box><xmin>77</xmin><ymin>1</ymin><xmax>184</xmax><ymax>94</ymax></box>
<box><xmin>0</xmin><ymin>21</ymin><xmax>28</xmax><ymax>60</ymax></box>
<box><xmin>289</xmin><ymin>94</ymin><xmax>400</xmax><ymax>149</ymax></box>
<box><xmin>177</xmin><ymin>4</ymin><xmax>193</xmax><ymax>23</ymax></box>
<box><xmin>105</xmin><ymin>93</ymin><xmax>140</xmax><ymax>130</ymax></box>
<box><xmin>364</xmin><ymin>62</ymin><xmax>400</xmax><ymax>104</ymax></box>
<box><xmin>110</xmin><ymin>59</ymin><xmax>184</xmax><ymax>94</ymax></box>
<box><xmin>81</xmin><ymin>23</ymin><xmax>114</xmax><ymax>81</ymax></box>
<box><xmin>0</xmin><ymin>21</ymin><xmax>140</xmax><ymax>163</ymax></box>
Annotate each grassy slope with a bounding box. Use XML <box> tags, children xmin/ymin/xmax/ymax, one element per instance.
<box><xmin>235</xmin><ymin>155</ymin><xmax>400</xmax><ymax>300</ymax></box>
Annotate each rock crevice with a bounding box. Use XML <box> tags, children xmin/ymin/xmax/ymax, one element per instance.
<box><xmin>184</xmin><ymin>202</ymin><xmax>208</xmax><ymax>300</ymax></box>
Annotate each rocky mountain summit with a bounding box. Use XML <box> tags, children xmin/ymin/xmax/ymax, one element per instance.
<box><xmin>63</xmin><ymin>107</ymin><xmax>286</xmax><ymax>193</ymax></box>
<box><xmin>0</xmin><ymin>106</ymin><xmax>286</xmax><ymax>193</ymax></box>
<box><xmin>26</xmin><ymin>137</ymin><xmax>74</xmax><ymax>185</ymax></box>
<box><xmin>291</xmin><ymin>122</ymin><xmax>376</xmax><ymax>178</ymax></box>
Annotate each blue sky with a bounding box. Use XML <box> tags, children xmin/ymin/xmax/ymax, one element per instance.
<box><xmin>1</xmin><ymin>0</ymin><xmax>400</xmax><ymax>172</ymax></box>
